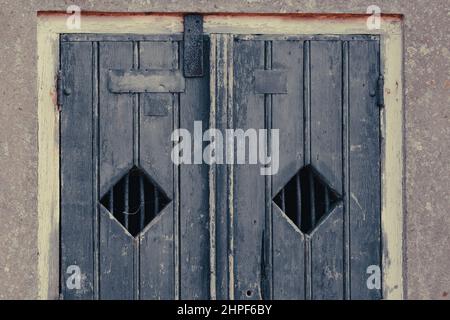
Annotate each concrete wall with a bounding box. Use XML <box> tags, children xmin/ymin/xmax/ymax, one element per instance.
<box><xmin>0</xmin><ymin>0</ymin><xmax>448</xmax><ymax>299</ymax></box>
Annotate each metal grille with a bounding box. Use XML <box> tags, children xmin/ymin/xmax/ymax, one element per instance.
<box><xmin>273</xmin><ymin>165</ymin><xmax>341</xmax><ymax>234</ymax></box>
<box><xmin>100</xmin><ymin>166</ymin><xmax>171</xmax><ymax>237</ymax></box>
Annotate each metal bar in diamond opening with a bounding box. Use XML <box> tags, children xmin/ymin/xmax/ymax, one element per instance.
<box><xmin>295</xmin><ymin>173</ymin><xmax>302</xmax><ymax>227</ymax></box>
<box><xmin>309</xmin><ymin>169</ymin><xmax>315</xmax><ymax>229</ymax></box>
<box><xmin>124</xmin><ymin>173</ymin><xmax>129</xmax><ymax>230</ymax></box>
<box><xmin>139</xmin><ymin>175</ymin><xmax>145</xmax><ymax>231</ymax></box>
<box><xmin>154</xmin><ymin>185</ymin><xmax>159</xmax><ymax>219</ymax></box>
<box><xmin>109</xmin><ymin>188</ymin><xmax>114</xmax><ymax>215</ymax></box>
<box><xmin>280</xmin><ymin>188</ymin><xmax>286</xmax><ymax>212</ymax></box>
<box><xmin>324</xmin><ymin>185</ymin><xmax>330</xmax><ymax>216</ymax></box>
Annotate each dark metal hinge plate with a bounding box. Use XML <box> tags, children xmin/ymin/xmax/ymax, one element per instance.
<box><xmin>183</xmin><ymin>14</ymin><xmax>204</xmax><ymax>78</ymax></box>
<box><xmin>57</xmin><ymin>70</ymin><xmax>63</xmax><ymax>110</ymax></box>
<box><xmin>377</xmin><ymin>75</ymin><xmax>385</xmax><ymax>108</ymax></box>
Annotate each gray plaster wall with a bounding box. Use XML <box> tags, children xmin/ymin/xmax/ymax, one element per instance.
<box><xmin>0</xmin><ymin>0</ymin><xmax>448</xmax><ymax>299</ymax></box>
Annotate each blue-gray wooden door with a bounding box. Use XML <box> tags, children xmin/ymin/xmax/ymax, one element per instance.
<box><xmin>60</xmin><ymin>33</ymin><xmax>381</xmax><ymax>300</ymax></box>
<box><xmin>60</xmin><ymin>34</ymin><xmax>210</xmax><ymax>299</ymax></box>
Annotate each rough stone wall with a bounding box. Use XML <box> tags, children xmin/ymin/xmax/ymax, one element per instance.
<box><xmin>0</xmin><ymin>0</ymin><xmax>448</xmax><ymax>299</ymax></box>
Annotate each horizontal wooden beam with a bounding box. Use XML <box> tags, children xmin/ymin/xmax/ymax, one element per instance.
<box><xmin>254</xmin><ymin>69</ymin><xmax>287</xmax><ymax>94</ymax></box>
<box><xmin>108</xmin><ymin>69</ymin><xmax>185</xmax><ymax>93</ymax></box>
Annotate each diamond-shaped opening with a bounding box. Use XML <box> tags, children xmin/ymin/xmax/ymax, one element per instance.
<box><xmin>273</xmin><ymin>165</ymin><xmax>342</xmax><ymax>234</ymax></box>
<box><xmin>100</xmin><ymin>166</ymin><xmax>171</xmax><ymax>237</ymax></box>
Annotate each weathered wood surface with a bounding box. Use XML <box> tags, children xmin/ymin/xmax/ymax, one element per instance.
<box><xmin>98</xmin><ymin>41</ymin><xmax>136</xmax><ymax>299</ymax></box>
<box><xmin>60</xmin><ymin>41</ymin><xmax>94</xmax><ymax>299</ymax></box>
<box><xmin>108</xmin><ymin>69</ymin><xmax>185</xmax><ymax>93</ymax></box>
<box><xmin>179</xmin><ymin>38</ymin><xmax>211</xmax><ymax>299</ymax></box>
<box><xmin>213</xmin><ymin>34</ymin><xmax>232</xmax><ymax>300</ymax></box>
<box><xmin>271</xmin><ymin>40</ymin><xmax>305</xmax><ymax>299</ymax></box>
<box><xmin>348</xmin><ymin>40</ymin><xmax>381</xmax><ymax>299</ymax></box>
<box><xmin>310</xmin><ymin>40</ymin><xmax>343</xmax><ymax>194</ymax></box>
<box><xmin>308</xmin><ymin>40</ymin><xmax>344</xmax><ymax>299</ymax></box>
<box><xmin>254</xmin><ymin>69</ymin><xmax>287</xmax><ymax>94</ymax></box>
<box><xmin>60</xmin><ymin>34</ymin><xmax>382</xmax><ymax>300</ymax></box>
<box><xmin>138</xmin><ymin>40</ymin><xmax>177</xmax><ymax>299</ymax></box>
<box><xmin>232</xmin><ymin>39</ymin><xmax>265</xmax><ymax>300</ymax></box>
<box><xmin>310</xmin><ymin>204</ymin><xmax>344</xmax><ymax>299</ymax></box>
<box><xmin>99</xmin><ymin>206</ymin><xmax>135</xmax><ymax>299</ymax></box>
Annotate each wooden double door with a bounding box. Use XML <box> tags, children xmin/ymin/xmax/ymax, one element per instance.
<box><xmin>60</xmin><ymin>33</ymin><xmax>382</xmax><ymax>300</ymax></box>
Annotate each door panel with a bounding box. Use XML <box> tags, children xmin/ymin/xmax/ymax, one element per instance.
<box><xmin>222</xmin><ymin>35</ymin><xmax>381</xmax><ymax>300</ymax></box>
<box><xmin>60</xmin><ymin>35</ymin><xmax>210</xmax><ymax>300</ymax></box>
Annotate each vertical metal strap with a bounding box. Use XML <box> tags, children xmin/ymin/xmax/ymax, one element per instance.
<box><xmin>377</xmin><ymin>75</ymin><xmax>385</xmax><ymax>107</ymax></box>
<box><xmin>57</xmin><ymin>70</ymin><xmax>64</xmax><ymax>110</ymax></box>
<box><xmin>183</xmin><ymin>14</ymin><xmax>204</xmax><ymax>77</ymax></box>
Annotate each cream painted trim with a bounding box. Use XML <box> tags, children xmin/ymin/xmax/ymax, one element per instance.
<box><xmin>37</xmin><ymin>13</ymin><xmax>403</xmax><ymax>300</ymax></box>
<box><xmin>37</xmin><ymin>21</ymin><xmax>60</xmax><ymax>300</ymax></box>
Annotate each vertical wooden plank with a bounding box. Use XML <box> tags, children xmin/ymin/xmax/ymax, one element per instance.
<box><xmin>309</xmin><ymin>40</ymin><xmax>344</xmax><ymax>299</ymax></box>
<box><xmin>92</xmin><ymin>41</ymin><xmax>100</xmax><ymax>300</ymax></box>
<box><xmin>98</xmin><ymin>41</ymin><xmax>135</xmax><ymax>299</ymax></box>
<box><xmin>132</xmin><ymin>40</ymin><xmax>140</xmax><ymax>301</ymax></box>
<box><xmin>179</xmin><ymin>37</ymin><xmax>211</xmax><ymax>299</ymax></box>
<box><xmin>348</xmin><ymin>40</ymin><xmax>381</xmax><ymax>299</ymax></box>
<box><xmin>139</xmin><ymin>204</ymin><xmax>175</xmax><ymax>299</ymax></box>
<box><xmin>213</xmin><ymin>34</ymin><xmax>231</xmax><ymax>300</ymax></box>
<box><xmin>99</xmin><ymin>207</ymin><xmax>135</xmax><ymax>299</ymax></box>
<box><xmin>272</xmin><ymin>205</ymin><xmax>305</xmax><ymax>299</ymax></box>
<box><xmin>138</xmin><ymin>40</ymin><xmax>176</xmax><ymax>299</ymax></box>
<box><xmin>311</xmin><ymin>204</ymin><xmax>344</xmax><ymax>299</ymax></box>
<box><xmin>272</xmin><ymin>40</ymin><xmax>304</xmax><ymax>192</ymax></box>
<box><xmin>60</xmin><ymin>41</ymin><xmax>94</xmax><ymax>299</ymax></box>
<box><xmin>232</xmin><ymin>39</ymin><xmax>265</xmax><ymax>300</ymax></box>
<box><xmin>209</xmin><ymin>34</ymin><xmax>218</xmax><ymax>300</ymax></box>
<box><xmin>262</xmin><ymin>41</ymin><xmax>273</xmax><ymax>300</ymax></box>
<box><xmin>139</xmin><ymin>41</ymin><xmax>177</xmax><ymax>193</ymax></box>
<box><xmin>342</xmin><ymin>40</ymin><xmax>351</xmax><ymax>300</ymax></box>
<box><xmin>310</xmin><ymin>41</ymin><xmax>343</xmax><ymax>194</ymax></box>
<box><xmin>271</xmin><ymin>40</ymin><xmax>305</xmax><ymax>299</ymax></box>
<box><xmin>303</xmin><ymin>41</ymin><xmax>313</xmax><ymax>300</ymax></box>
<box><xmin>99</xmin><ymin>42</ymin><xmax>134</xmax><ymax>194</ymax></box>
